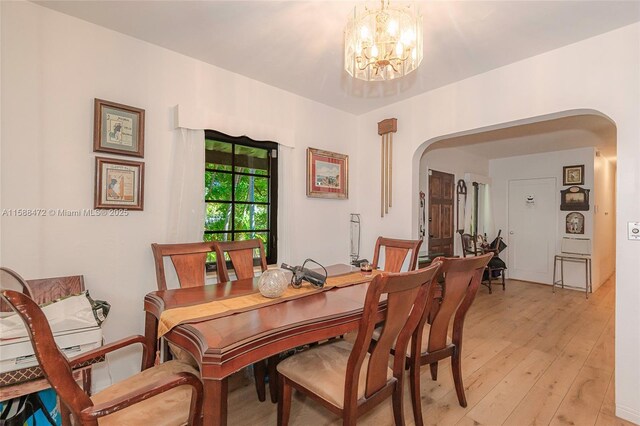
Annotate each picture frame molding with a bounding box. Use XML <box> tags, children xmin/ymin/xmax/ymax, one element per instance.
<box><xmin>93</xmin><ymin>98</ymin><xmax>145</xmax><ymax>158</ymax></box>
<box><xmin>306</xmin><ymin>147</ymin><xmax>349</xmax><ymax>199</ymax></box>
<box><xmin>563</xmin><ymin>164</ymin><xmax>584</xmax><ymax>186</ymax></box>
<box><xmin>560</xmin><ymin>185</ymin><xmax>590</xmax><ymax>211</ymax></box>
<box><xmin>94</xmin><ymin>156</ymin><xmax>145</xmax><ymax>210</ymax></box>
<box><xmin>565</xmin><ymin>212</ymin><xmax>585</xmax><ymax>234</ymax></box>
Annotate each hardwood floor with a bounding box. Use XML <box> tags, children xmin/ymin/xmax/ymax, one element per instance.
<box><xmin>227</xmin><ymin>276</ymin><xmax>634</xmax><ymax>425</ymax></box>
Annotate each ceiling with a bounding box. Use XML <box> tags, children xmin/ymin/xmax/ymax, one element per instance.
<box><xmin>36</xmin><ymin>1</ymin><xmax>640</xmax><ymax>115</ymax></box>
<box><xmin>423</xmin><ymin>114</ymin><xmax>617</xmax><ymax>161</ymax></box>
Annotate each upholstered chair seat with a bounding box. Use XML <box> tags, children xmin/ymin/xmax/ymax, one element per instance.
<box><xmin>277</xmin><ymin>340</ymin><xmax>392</xmax><ymax>408</ymax></box>
<box><xmin>91</xmin><ymin>360</ymin><xmax>199</xmax><ymax>426</ymax></box>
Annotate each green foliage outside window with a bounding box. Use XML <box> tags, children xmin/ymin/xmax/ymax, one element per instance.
<box><xmin>204</xmin><ymin>136</ymin><xmax>275</xmax><ymax>264</ymax></box>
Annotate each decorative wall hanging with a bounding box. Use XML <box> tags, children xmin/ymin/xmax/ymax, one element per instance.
<box><xmin>94</xmin><ymin>99</ymin><xmax>145</xmax><ymax>158</ymax></box>
<box><xmin>306</xmin><ymin>148</ymin><xmax>348</xmax><ymax>199</ymax></box>
<box><xmin>378</xmin><ymin>118</ymin><xmax>397</xmax><ymax>217</ymax></box>
<box><xmin>566</xmin><ymin>212</ymin><xmax>585</xmax><ymax>234</ymax></box>
<box><xmin>455</xmin><ymin>179</ymin><xmax>467</xmax><ymax>234</ymax></box>
<box><xmin>560</xmin><ymin>186</ymin><xmax>590</xmax><ymax>211</ymax></box>
<box><xmin>95</xmin><ymin>157</ymin><xmax>144</xmax><ymax>210</ymax></box>
<box><xmin>563</xmin><ymin>164</ymin><xmax>584</xmax><ymax>186</ymax></box>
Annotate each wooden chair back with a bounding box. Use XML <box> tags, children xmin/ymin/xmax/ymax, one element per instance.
<box><xmin>460</xmin><ymin>233</ymin><xmax>475</xmax><ymax>257</ymax></box>
<box><xmin>346</xmin><ymin>262</ymin><xmax>442</xmax><ymax>402</ymax></box>
<box><xmin>151</xmin><ymin>242</ymin><xmax>216</xmax><ymax>291</ymax></box>
<box><xmin>371</xmin><ymin>237</ymin><xmax>423</xmax><ymax>272</ymax></box>
<box><xmin>420</xmin><ymin>253</ymin><xmax>492</xmax><ymax>353</ymax></box>
<box><xmin>213</xmin><ymin>239</ymin><xmax>268</xmax><ymax>283</ymax></box>
<box><xmin>0</xmin><ymin>267</ymin><xmax>33</xmax><ymax>312</ymax></box>
<box><xmin>1</xmin><ymin>289</ymin><xmax>94</xmax><ymax>419</ymax></box>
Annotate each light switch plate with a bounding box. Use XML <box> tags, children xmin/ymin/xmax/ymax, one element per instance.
<box><xmin>629</xmin><ymin>222</ymin><xmax>640</xmax><ymax>240</ymax></box>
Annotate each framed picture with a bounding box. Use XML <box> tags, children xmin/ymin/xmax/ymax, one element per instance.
<box><xmin>306</xmin><ymin>148</ymin><xmax>348</xmax><ymax>199</ymax></box>
<box><xmin>566</xmin><ymin>212</ymin><xmax>585</xmax><ymax>234</ymax></box>
<box><xmin>563</xmin><ymin>165</ymin><xmax>584</xmax><ymax>186</ymax></box>
<box><xmin>94</xmin><ymin>99</ymin><xmax>145</xmax><ymax>157</ymax></box>
<box><xmin>560</xmin><ymin>186</ymin><xmax>590</xmax><ymax>211</ymax></box>
<box><xmin>95</xmin><ymin>157</ymin><xmax>144</xmax><ymax>210</ymax></box>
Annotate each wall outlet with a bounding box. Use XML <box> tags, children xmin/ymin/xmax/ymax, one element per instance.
<box><xmin>629</xmin><ymin>222</ymin><xmax>640</xmax><ymax>240</ymax></box>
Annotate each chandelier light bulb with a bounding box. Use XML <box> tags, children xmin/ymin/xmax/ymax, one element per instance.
<box><xmin>371</xmin><ymin>44</ymin><xmax>379</xmax><ymax>58</ymax></box>
<box><xmin>395</xmin><ymin>42</ymin><xmax>404</xmax><ymax>56</ymax></box>
<box><xmin>360</xmin><ymin>25</ymin><xmax>370</xmax><ymax>40</ymax></box>
<box><xmin>387</xmin><ymin>19</ymin><xmax>398</xmax><ymax>35</ymax></box>
<box><xmin>345</xmin><ymin>1</ymin><xmax>423</xmax><ymax>81</ymax></box>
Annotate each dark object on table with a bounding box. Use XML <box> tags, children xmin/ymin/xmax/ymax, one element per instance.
<box><xmin>280</xmin><ymin>259</ymin><xmax>327</xmax><ymax>289</ymax></box>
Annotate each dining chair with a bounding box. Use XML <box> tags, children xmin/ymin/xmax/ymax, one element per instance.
<box><xmin>212</xmin><ymin>238</ymin><xmax>279</xmax><ymax>402</ymax></box>
<box><xmin>0</xmin><ymin>267</ymin><xmax>33</xmax><ymax>312</ymax></box>
<box><xmin>1</xmin><ymin>286</ymin><xmax>203</xmax><ymax>426</ymax></box>
<box><xmin>371</xmin><ymin>236</ymin><xmax>423</xmax><ymax>272</ymax></box>
<box><xmin>151</xmin><ymin>241</ymin><xmax>217</xmax><ymax>291</ymax></box>
<box><xmin>276</xmin><ymin>261</ymin><xmax>442</xmax><ymax>426</ymax></box>
<box><xmin>407</xmin><ymin>253</ymin><xmax>492</xmax><ymax>426</ymax></box>
<box><xmin>460</xmin><ymin>233</ymin><xmax>506</xmax><ymax>293</ymax></box>
<box><xmin>212</xmin><ymin>239</ymin><xmax>268</xmax><ymax>283</ymax></box>
<box><xmin>151</xmin><ymin>240</ymin><xmax>271</xmax><ymax>402</ymax></box>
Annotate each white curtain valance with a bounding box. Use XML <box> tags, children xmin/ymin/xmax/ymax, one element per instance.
<box><xmin>174</xmin><ymin>104</ymin><xmax>296</xmax><ymax>148</ymax></box>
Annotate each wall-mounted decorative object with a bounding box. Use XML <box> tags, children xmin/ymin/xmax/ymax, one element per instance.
<box><xmin>94</xmin><ymin>99</ymin><xmax>145</xmax><ymax>157</ymax></box>
<box><xmin>306</xmin><ymin>148</ymin><xmax>348</xmax><ymax>199</ymax></box>
<box><xmin>566</xmin><ymin>212</ymin><xmax>585</xmax><ymax>234</ymax></box>
<box><xmin>563</xmin><ymin>164</ymin><xmax>584</xmax><ymax>186</ymax></box>
<box><xmin>560</xmin><ymin>186</ymin><xmax>590</xmax><ymax>211</ymax></box>
<box><xmin>378</xmin><ymin>118</ymin><xmax>397</xmax><ymax>217</ymax></box>
<box><xmin>95</xmin><ymin>157</ymin><xmax>144</xmax><ymax>210</ymax></box>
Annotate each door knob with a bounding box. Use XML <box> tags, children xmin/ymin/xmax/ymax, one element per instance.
<box><xmin>509</xmin><ymin>231</ymin><xmax>514</xmax><ymax>235</ymax></box>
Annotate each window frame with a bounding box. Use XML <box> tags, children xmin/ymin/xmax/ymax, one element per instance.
<box><xmin>204</xmin><ymin>129</ymin><xmax>278</xmax><ymax>269</ymax></box>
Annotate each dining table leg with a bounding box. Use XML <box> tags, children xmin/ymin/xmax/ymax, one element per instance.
<box><xmin>143</xmin><ymin>312</ymin><xmax>158</xmax><ymax>370</ymax></box>
<box><xmin>204</xmin><ymin>377</ymin><xmax>228</xmax><ymax>426</ymax></box>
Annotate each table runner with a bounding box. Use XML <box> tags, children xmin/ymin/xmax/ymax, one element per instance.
<box><xmin>158</xmin><ymin>270</ymin><xmax>383</xmax><ymax>337</ymax></box>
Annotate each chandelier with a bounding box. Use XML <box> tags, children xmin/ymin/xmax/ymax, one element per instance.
<box><xmin>344</xmin><ymin>0</ymin><xmax>423</xmax><ymax>81</ymax></box>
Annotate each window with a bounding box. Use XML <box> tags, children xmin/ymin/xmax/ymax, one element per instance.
<box><xmin>204</xmin><ymin>130</ymin><xmax>278</xmax><ymax>268</ymax></box>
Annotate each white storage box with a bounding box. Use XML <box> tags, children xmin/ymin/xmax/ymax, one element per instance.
<box><xmin>0</xmin><ymin>292</ymin><xmax>103</xmax><ymax>379</ymax></box>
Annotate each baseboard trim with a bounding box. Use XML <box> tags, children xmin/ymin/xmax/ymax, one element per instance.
<box><xmin>616</xmin><ymin>404</ymin><xmax>640</xmax><ymax>425</ymax></box>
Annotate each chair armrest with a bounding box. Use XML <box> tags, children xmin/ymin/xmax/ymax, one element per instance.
<box><xmin>79</xmin><ymin>371</ymin><xmax>202</xmax><ymax>422</ymax></box>
<box><xmin>69</xmin><ymin>335</ymin><xmax>149</xmax><ymax>369</ymax></box>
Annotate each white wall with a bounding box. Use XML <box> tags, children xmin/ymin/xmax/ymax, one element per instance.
<box><xmin>594</xmin><ymin>154</ymin><xmax>616</xmax><ymax>286</ymax></box>
<box><xmin>419</xmin><ymin>147</ymin><xmax>489</xmax><ymax>256</ymax></box>
<box><xmin>0</xmin><ymin>1</ymin><xmax>358</xmax><ymax>387</ymax></box>
<box><xmin>2</xmin><ymin>2</ymin><xmax>639</xmax><ymax>421</ymax></box>
<box><xmin>355</xmin><ymin>24</ymin><xmax>640</xmax><ymax>423</ymax></box>
<box><xmin>489</xmin><ymin>147</ymin><xmax>596</xmax><ymax>288</ymax></box>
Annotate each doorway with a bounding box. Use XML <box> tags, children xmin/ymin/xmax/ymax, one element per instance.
<box><xmin>428</xmin><ymin>169</ymin><xmax>454</xmax><ymax>256</ymax></box>
<box><xmin>507</xmin><ymin>177</ymin><xmax>557</xmax><ymax>284</ymax></box>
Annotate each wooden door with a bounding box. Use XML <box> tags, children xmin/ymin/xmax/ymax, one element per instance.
<box><xmin>428</xmin><ymin>170</ymin><xmax>454</xmax><ymax>256</ymax></box>
<box><xmin>507</xmin><ymin>178</ymin><xmax>557</xmax><ymax>284</ymax></box>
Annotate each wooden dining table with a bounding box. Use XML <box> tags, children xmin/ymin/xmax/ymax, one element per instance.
<box><xmin>143</xmin><ymin>264</ymin><xmax>385</xmax><ymax>426</ymax></box>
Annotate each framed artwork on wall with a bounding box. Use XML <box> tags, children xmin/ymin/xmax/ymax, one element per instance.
<box><xmin>560</xmin><ymin>186</ymin><xmax>590</xmax><ymax>211</ymax></box>
<box><xmin>306</xmin><ymin>148</ymin><xmax>348</xmax><ymax>199</ymax></box>
<box><xmin>93</xmin><ymin>99</ymin><xmax>145</xmax><ymax>157</ymax></box>
<box><xmin>563</xmin><ymin>164</ymin><xmax>584</xmax><ymax>186</ymax></box>
<box><xmin>95</xmin><ymin>157</ymin><xmax>144</xmax><ymax>210</ymax></box>
<box><xmin>566</xmin><ymin>212</ymin><xmax>585</xmax><ymax>234</ymax></box>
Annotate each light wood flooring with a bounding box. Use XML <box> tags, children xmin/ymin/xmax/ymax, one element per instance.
<box><xmin>227</xmin><ymin>276</ymin><xmax>634</xmax><ymax>425</ymax></box>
